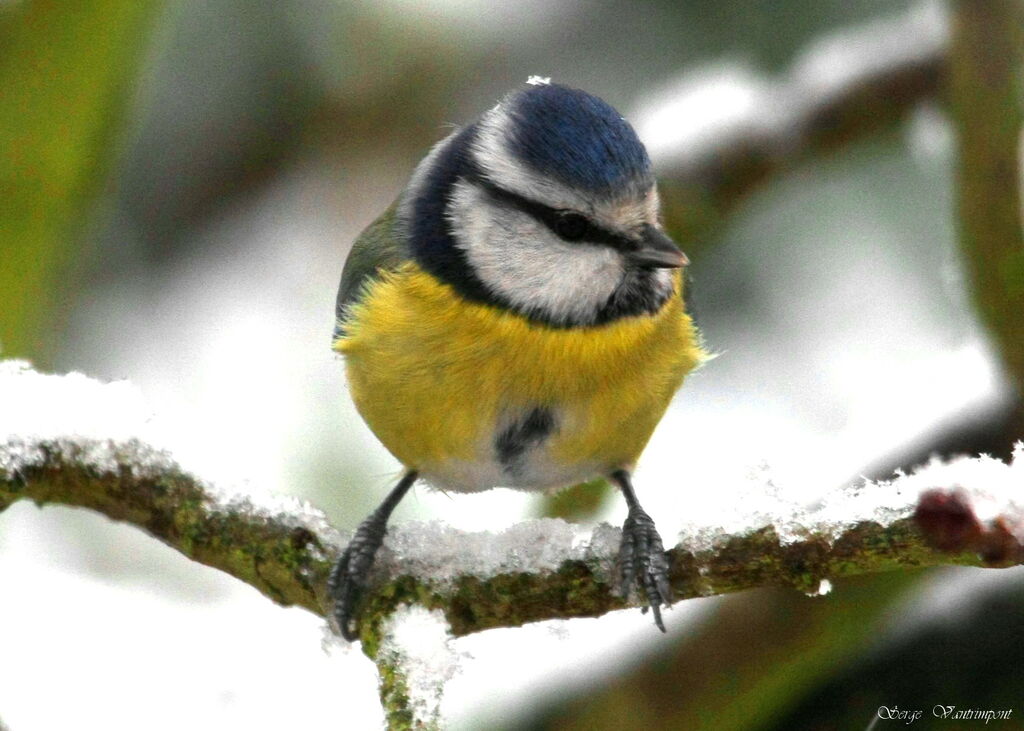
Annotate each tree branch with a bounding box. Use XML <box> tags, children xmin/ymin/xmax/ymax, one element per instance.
<box><xmin>4</xmin><ymin>7</ymin><xmax>1012</xmax><ymax>727</ymax></box>
<box><xmin>4</xmin><ymin>418</ymin><xmax>1022</xmax><ymax>730</ymax></box>
<box><xmin>2</xmin><ymin>337</ymin><xmax>1021</xmax><ymax>731</ymax></box>
<box><xmin>3</xmin><ymin>424</ymin><xmax>1022</xmax><ymax>642</ymax></box>
<box><xmin>6</xmin><ymin>428</ymin><xmax>1023</xmax><ymax>729</ymax></box>
<box><xmin>0</xmin><ymin>435</ymin><xmax>336</xmax><ymax>616</ymax></box>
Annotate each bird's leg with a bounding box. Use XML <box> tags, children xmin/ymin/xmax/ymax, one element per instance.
<box><xmin>609</xmin><ymin>469</ymin><xmax>672</xmax><ymax>632</ymax></box>
<box><xmin>328</xmin><ymin>471</ymin><xmax>418</xmax><ymax>641</ymax></box>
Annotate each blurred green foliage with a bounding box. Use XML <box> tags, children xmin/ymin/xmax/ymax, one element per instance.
<box><xmin>536</xmin><ymin>478</ymin><xmax>613</xmax><ymax>522</ymax></box>
<box><xmin>950</xmin><ymin>0</ymin><xmax>1024</xmax><ymax>396</ymax></box>
<box><xmin>533</xmin><ymin>572</ymin><xmax>921</xmax><ymax>731</ymax></box>
<box><xmin>2</xmin><ymin>1</ymin><xmax>1021</xmax><ymax>728</ymax></box>
<box><xmin>769</xmin><ymin>570</ymin><xmax>1024</xmax><ymax>729</ymax></box>
<box><xmin>0</xmin><ymin>0</ymin><xmax>161</xmax><ymax>364</ymax></box>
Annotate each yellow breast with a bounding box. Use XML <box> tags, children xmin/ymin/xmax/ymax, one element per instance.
<box><xmin>336</xmin><ymin>263</ymin><xmax>704</xmax><ymax>491</ymax></box>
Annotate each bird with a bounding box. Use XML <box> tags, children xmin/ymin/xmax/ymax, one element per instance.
<box><xmin>328</xmin><ymin>78</ymin><xmax>705</xmax><ymax>641</ymax></box>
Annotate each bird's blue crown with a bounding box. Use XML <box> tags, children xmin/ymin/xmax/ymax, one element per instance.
<box><xmin>397</xmin><ymin>81</ymin><xmax>667</xmax><ymax>328</ymax></box>
<box><xmin>501</xmin><ymin>83</ymin><xmax>653</xmax><ymax>196</ymax></box>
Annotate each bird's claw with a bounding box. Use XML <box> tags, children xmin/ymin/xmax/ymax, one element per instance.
<box><xmin>328</xmin><ymin>513</ymin><xmax>388</xmax><ymax>641</ymax></box>
<box><xmin>616</xmin><ymin>508</ymin><xmax>672</xmax><ymax>631</ymax></box>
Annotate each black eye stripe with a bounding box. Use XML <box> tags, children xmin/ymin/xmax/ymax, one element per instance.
<box><xmin>465</xmin><ymin>172</ymin><xmax>635</xmax><ymax>249</ymax></box>
<box><xmin>554</xmin><ymin>212</ymin><xmax>588</xmax><ymax>241</ymax></box>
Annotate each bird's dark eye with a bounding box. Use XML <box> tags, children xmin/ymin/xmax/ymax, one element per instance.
<box><xmin>554</xmin><ymin>212</ymin><xmax>589</xmax><ymax>241</ymax></box>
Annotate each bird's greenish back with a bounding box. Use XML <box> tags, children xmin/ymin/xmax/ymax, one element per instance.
<box><xmin>333</xmin><ymin>203</ymin><xmax>408</xmax><ymax>341</ymax></box>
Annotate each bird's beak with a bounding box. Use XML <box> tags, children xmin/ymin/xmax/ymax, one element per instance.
<box><xmin>625</xmin><ymin>225</ymin><xmax>689</xmax><ymax>269</ymax></box>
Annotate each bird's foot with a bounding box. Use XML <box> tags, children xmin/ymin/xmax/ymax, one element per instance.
<box><xmin>616</xmin><ymin>507</ymin><xmax>672</xmax><ymax>631</ymax></box>
<box><xmin>328</xmin><ymin>513</ymin><xmax>388</xmax><ymax>641</ymax></box>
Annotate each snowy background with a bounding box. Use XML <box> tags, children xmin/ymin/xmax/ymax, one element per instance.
<box><xmin>2</xmin><ymin>0</ymin><xmax>1022</xmax><ymax>729</ymax></box>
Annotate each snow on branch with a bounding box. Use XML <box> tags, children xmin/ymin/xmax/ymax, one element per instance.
<box><xmin>3</xmin><ymin>360</ymin><xmax>1024</xmax><ymax>642</ymax></box>
<box><xmin>0</xmin><ymin>361</ymin><xmax>339</xmax><ymax>617</ymax></box>
<box><xmin>4</xmin><ymin>361</ymin><xmax>1024</xmax><ymax>725</ymax></box>
<box><xmin>634</xmin><ymin>2</ymin><xmax>947</xmax><ymax>238</ymax></box>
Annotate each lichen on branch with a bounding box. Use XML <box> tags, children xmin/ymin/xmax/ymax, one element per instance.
<box><xmin>3</xmin><ymin>357</ymin><xmax>1023</xmax><ymax>726</ymax></box>
<box><xmin>3</xmin><ymin>413</ymin><xmax>1023</xmax><ymax>642</ymax></box>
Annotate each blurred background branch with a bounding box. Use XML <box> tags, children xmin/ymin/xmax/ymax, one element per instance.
<box><xmin>532</xmin><ymin>572</ymin><xmax>921</xmax><ymax>730</ymax></box>
<box><xmin>3</xmin><ymin>0</ymin><xmax>1024</xmax><ymax>728</ymax></box>
<box><xmin>949</xmin><ymin>0</ymin><xmax>1024</xmax><ymax>395</ymax></box>
<box><xmin>650</xmin><ymin>3</ymin><xmax>947</xmax><ymax>248</ymax></box>
<box><xmin>530</xmin><ymin>3</ymin><xmax>1024</xmax><ymax>729</ymax></box>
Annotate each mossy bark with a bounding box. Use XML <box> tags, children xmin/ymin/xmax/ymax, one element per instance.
<box><xmin>1</xmin><ymin>436</ymin><xmax>1016</xmax><ymax>726</ymax></box>
<box><xmin>0</xmin><ymin>436</ymin><xmax>1010</xmax><ymax>640</ymax></box>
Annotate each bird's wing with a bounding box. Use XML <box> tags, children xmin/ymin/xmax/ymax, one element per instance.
<box><xmin>332</xmin><ymin>202</ymin><xmax>409</xmax><ymax>341</ymax></box>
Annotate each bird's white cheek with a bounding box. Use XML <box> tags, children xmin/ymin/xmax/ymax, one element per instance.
<box><xmin>448</xmin><ymin>183</ymin><xmax>624</xmax><ymax>325</ymax></box>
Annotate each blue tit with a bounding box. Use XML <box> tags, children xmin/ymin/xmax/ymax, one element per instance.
<box><xmin>328</xmin><ymin>79</ymin><xmax>705</xmax><ymax>641</ymax></box>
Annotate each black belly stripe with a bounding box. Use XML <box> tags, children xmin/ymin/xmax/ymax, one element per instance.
<box><xmin>495</xmin><ymin>407</ymin><xmax>556</xmax><ymax>476</ymax></box>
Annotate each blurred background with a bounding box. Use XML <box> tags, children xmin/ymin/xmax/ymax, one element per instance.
<box><xmin>2</xmin><ymin>0</ymin><xmax>1023</xmax><ymax>728</ymax></box>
